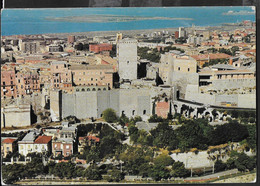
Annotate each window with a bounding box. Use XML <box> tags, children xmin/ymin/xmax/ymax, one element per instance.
<box><xmin>66</xmin><ymin>145</ymin><xmax>70</xmax><ymax>149</ymax></box>
<box><xmin>91</xmin><ymin>78</ymin><xmax>93</xmax><ymax>81</ymax></box>
<box><xmin>127</xmin><ymin>61</ymin><xmax>129</xmax><ymax>64</ymax></box>
<box><xmin>178</xmin><ymin>67</ymin><xmax>180</xmax><ymax>71</ymax></box>
<box><xmin>188</xmin><ymin>68</ymin><xmax>190</xmax><ymax>72</ymax></box>
<box><xmin>56</xmin><ymin>66</ymin><xmax>58</xmax><ymax>69</ymax></box>
<box><xmin>55</xmin><ymin>144</ymin><xmax>57</xmax><ymax>148</ymax></box>
<box><xmin>11</xmin><ymin>81</ymin><xmax>13</xmax><ymax>85</ymax></box>
<box><xmin>35</xmin><ymin>145</ymin><xmax>38</xmax><ymax>149</ymax></box>
<box><xmin>18</xmin><ymin>79</ymin><xmax>20</xmax><ymax>83</ymax></box>
<box><xmin>132</xmin><ymin>110</ymin><xmax>135</xmax><ymax>115</ymax></box>
<box><xmin>143</xmin><ymin>110</ymin><xmax>146</xmax><ymax>115</ymax></box>
<box><xmin>83</xmin><ymin>72</ymin><xmax>85</xmax><ymax>75</ymax></box>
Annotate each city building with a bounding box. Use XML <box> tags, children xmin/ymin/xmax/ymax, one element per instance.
<box><xmin>67</xmin><ymin>35</ymin><xmax>75</xmax><ymax>44</ymax></box>
<box><xmin>50</xmin><ymin>61</ymin><xmax>73</xmax><ymax>89</ymax></box>
<box><xmin>1</xmin><ymin>67</ymin><xmax>17</xmax><ymax>98</ymax></box>
<box><xmin>19</xmin><ymin>41</ymin><xmax>40</xmax><ymax>54</ymax></box>
<box><xmin>18</xmin><ymin>130</ymin><xmax>41</xmax><ymax>156</ymax></box>
<box><xmin>33</xmin><ymin>135</ymin><xmax>52</xmax><ymax>155</ymax></box>
<box><xmin>48</xmin><ymin>45</ymin><xmax>63</xmax><ymax>52</ymax></box>
<box><xmin>1</xmin><ymin>138</ymin><xmax>18</xmax><ymax>158</ymax></box>
<box><xmin>52</xmin><ymin>138</ymin><xmax>74</xmax><ymax>157</ymax></box>
<box><xmin>89</xmin><ymin>43</ymin><xmax>112</xmax><ymax>53</ymax></box>
<box><xmin>70</xmin><ymin>64</ymin><xmax>114</xmax><ymax>89</ymax></box>
<box><xmin>15</xmin><ymin>70</ymin><xmax>41</xmax><ymax>97</ymax></box>
<box><xmin>178</xmin><ymin>27</ymin><xmax>186</xmax><ymax>38</ymax></box>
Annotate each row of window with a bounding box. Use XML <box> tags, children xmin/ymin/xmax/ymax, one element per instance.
<box><xmin>73</xmin><ymin>72</ymin><xmax>103</xmax><ymax>75</ymax></box>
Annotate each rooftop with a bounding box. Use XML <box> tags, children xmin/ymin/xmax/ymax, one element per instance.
<box><xmin>19</xmin><ymin>130</ymin><xmax>41</xmax><ymax>143</ymax></box>
<box><xmin>2</xmin><ymin>138</ymin><xmax>17</xmax><ymax>144</ymax></box>
<box><xmin>34</xmin><ymin>135</ymin><xmax>52</xmax><ymax>144</ymax></box>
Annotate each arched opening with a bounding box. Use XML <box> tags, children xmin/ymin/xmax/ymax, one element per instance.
<box><xmin>103</xmin><ymin>88</ymin><xmax>106</xmax><ymax>91</ymax></box>
<box><xmin>122</xmin><ymin>110</ymin><xmax>125</xmax><ymax>115</ymax></box>
<box><xmin>92</xmin><ymin>88</ymin><xmax>96</xmax><ymax>91</ymax></box>
<box><xmin>82</xmin><ymin>88</ymin><xmax>85</xmax><ymax>91</ymax></box>
<box><xmin>143</xmin><ymin>110</ymin><xmax>146</xmax><ymax>115</ymax></box>
<box><xmin>76</xmin><ymin>89</ymin><xmax>79</xmax><ymax>92</ymax></box>
<box><xmin>132</xmin><ymin>110</ymin><xmax>135</xmax><ymax>115</ymax></box>
<box><xmin>98</xmin><ymin>88</ymin><xmax>101</xmax><ymax>91</ymax></box>
<box><xmin>87</xmin><ymin>88</ymin><xmax>90</xmax><ymax>91</ymax></box>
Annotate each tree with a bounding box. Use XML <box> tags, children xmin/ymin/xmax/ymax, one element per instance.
<box><xmin>170</xmin><ymin>161</ymin><xmax>189</xmax><ymax>178</ymax></box>
<box><xmin>154</xmin><ymin>154</ymin><xmax>174</xmax><ymax>167</ymax></box>
<box><xmin>214</xmin><ymin>160</ymin><xmax>227</xmax><ymax>172</ymax></box>
<box><xmin>84</xmin><ymin>165</ymin><xmax>102</xmax><ymax>180</ymax></box>
<box><xmin>209</xmin><ymin>121</ymin><xmax>249</xmax><ymax>146</ymax></box>
<box><xmin>118</xmin><ymin>113</ymin><xmax>129</xmax><ymax>126</ymax></box>
<box><xmin>149</xmin><ymin>165</ymin><xmax>170</xmax><ymax>181</ymax></box>
<box><xmin>150</xmin><ymin>122</ymin><xmax>177</xmax><ymax>149</ymax></box>
<box><xmin>246</xmin><ymin>124</ymin><xmax>256</xmax><ymax>150</ymax></box>
<box><xmin>231</xmin><ymin>46</ymin><xmax>239</xmax><ymax>56</ymax></box>
<box><xmin>102</xmin><ymin>108</ymin><xmax>118</xmax><ymax>123</ymax></box>
<box><xmin>148</xmin><ymin>114</ymin><xmax>164</xmax><ymax>123</ymax></box>
<box><xmin>106</xmin><ymin>168</ymin><xmax>125</xmax><ymax>182</ymax></box>
<box><xmin>234</xmin><ymin>152</ymin><xmax>255</xmax><ymax>172</ymax></box>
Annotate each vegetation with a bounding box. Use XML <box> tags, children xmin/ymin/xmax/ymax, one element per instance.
<box><xmin>2</xmin><ymin>110</ymin><xmax>256</xmax><ymax>184</ymax></box>
<box><xmin>102</xmin><ymin>108</ymin><xmax>118</xmax><ymax>123</ymax></box>
<box><xmin>74</xmin><ymin>43</ymin><xmax>89</xmax><ymax>51</ymax></box>
<box><xmin>137</xmin><ymin>47</ymin><xmax>160</xmax><ymax>63</ymax></box>
<box><xmin>137</xmin><ymin>46</ymin><xmax>184</xmax><ymax>63</ymax></box>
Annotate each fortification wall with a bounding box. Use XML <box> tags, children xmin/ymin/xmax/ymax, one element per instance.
<box><xmin>1</xmin><ymin>104</ymin><xmax>31</xmax><ymax>128</ymax></box>
<box><xmin>212</xmin><ymin>79</ymin><xmax>255</xmax><ymax>90</ymax></box>
<box><xmin>237</xmin><ymin>94</ymin><xmax>256</xmax><ymax>108</ymax></box>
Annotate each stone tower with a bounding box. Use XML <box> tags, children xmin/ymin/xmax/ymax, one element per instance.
<box><xmin>117</xmin><ymin>38</ymin><xmax>138</xmax><ymax>81</ymax></box>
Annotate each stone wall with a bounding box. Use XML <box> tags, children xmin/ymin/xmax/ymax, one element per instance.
<box><xmin>238</xmin><ymin>94</ymin><xmax>256</xmax><ymax>108</ymax></box>
<box><xmin>211</xmin><ymin>79</ymin><xmax>256</xmax><ymax>91</ymax></box>
<box><xmin>1</xmin><ymin>104</ymin><xmax>31</xmax><ymax>128</ymax></box>
<box><xmin>171</xmin><ymin>148</ymin><xmax>256</xmax><ymax>169</ymax></box>
<box><xmin>59</xmin><ymin>88</ymin><xmax>153</xmax><ymax>121</ymax></box>
<box><xmin>185</xmin><ymin>85</ymin><xmax>256</xmax><ymax>109</ymax></box>
<box><xmin>50</xmin><ymin>90</ymin><xmax>61</xmax><ymax>121</ymax></box>
<box><xmin>185</xmin><ymin>85</ymin><xmax>216</xmax><ymax>105</ymax></box>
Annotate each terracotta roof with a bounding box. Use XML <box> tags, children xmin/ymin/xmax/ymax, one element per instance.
<box><xmin>34</xmin><ymin>136</ymin><xmax>52</xmax><ymax>144</ymax></box>
<box><xmin>79</xmin><ymin>135</ymin><xmax>100</xmax><ymax>142</ymax></box>
<box><xmin>2</xmin><ymin>138</ymin><xmax>16</xmax><ymax>144</ymax></box>
<box><xmin>191</xmin><ymin>53</ymin><xmax>231</xmax><ymax>61</ymax></box>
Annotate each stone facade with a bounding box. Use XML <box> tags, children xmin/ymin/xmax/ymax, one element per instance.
<box><xmin>117</xmin><ymin>38</ymin><xmax>138</xmax><ymax>81</ymax></box>
<box><xmin>185</xmin><ymin>84</ymin><xmax>256</xmax><ymax>108</ymax></box>
<box><xmin>50</xmin><ymin>90</ymin><xmax>62</xmax><ymax>122</ymax></box>
<box><xmin>1</xmin><ymin>104</ymin><xmax>31</xmax><ymax>128</ymax></box>
<box><xmin>52</xmin><ymin>88</ymin><xmax>155</xmax><ymax>121</ymax></box>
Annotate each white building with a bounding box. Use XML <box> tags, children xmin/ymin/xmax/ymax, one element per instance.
<box><xmin>18</xmin><ymin>130</ymin><xmax>40</xmax><ymax>156</ymax></box>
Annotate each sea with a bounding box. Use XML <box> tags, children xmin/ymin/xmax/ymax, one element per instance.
<box><xmin>1</xmin><ymin>7</ymin><xmax>256</xmax><ymax>36</ymax></box>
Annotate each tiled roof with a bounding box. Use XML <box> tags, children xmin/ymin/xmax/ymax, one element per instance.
<box><xmin>79</xmin><ymin>135</ymin><xmax>100</xmax><ymax>142</ymax></box>
<box><xmin>191</xmin><ymin>53</ymin><xmax>231</xmax><ymax>61</ymax></box>
<box><xmin>2</xmin><ymin>138</ymin><xmax>16</xmax><ymax>144</ymax></box>
<box><xmin>34</xmin><ymin>136</ymin><xmax>52</xmax><ymax>144</ymax></box>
